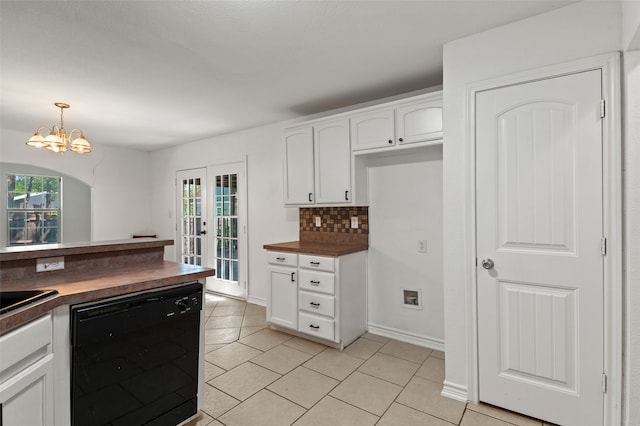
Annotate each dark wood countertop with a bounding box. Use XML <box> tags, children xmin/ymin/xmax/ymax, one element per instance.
<box><xmin>0</xmin><ymin>238</ymin><xmax>172</xmax><ymax>261</ymax></box>
<box><xmin>0</xmin><ymin>261</ymin><xmax>213</xmax><ymax>335</ymax></box>
<box><xmin>263</xmin><ymin>240</ymin><xmax>368</xmax><ymax>257</ymax></box>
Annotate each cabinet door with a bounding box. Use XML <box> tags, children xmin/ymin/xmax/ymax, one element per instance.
<box><xmin>283</xmin><ymin>127</ymin><xmax>314</xmax><ymax>205</ymax></box>
<box><xmin>0</xmin><ymin>356</ymin><xmax>54</xmax><ymax>426</ymax></box>
<box><xmin>396</xmin><ymin>100</ymin><xmax>443</xmax><ymax>145</ymax></box>
<box><xmin>350</xmin><ymin>109</ymin><xmax>395</xmax><ymax>151</ymax></box>
<box><xmin>267</xmin><ymin>267</ymin><xmax>298</xmax><ymax>329</ymax></box>
<box><xmin>314</xmin><ymin>119</ymin><xmax>351</xmax><ymax>204</ymax></box>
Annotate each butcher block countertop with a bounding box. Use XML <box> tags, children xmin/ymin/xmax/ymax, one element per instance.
<box><xmin>0</xmin><ymin>238</ymin><xmax>214</xmax><ymax>335</ymax></box>
<box><xmin>263</xmin><ymin>240</ymin><xmax>368</xmax><ymax>257</ymax></box>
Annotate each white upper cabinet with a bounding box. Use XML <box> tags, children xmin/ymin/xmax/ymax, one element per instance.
<box><xmin>314</xmin><ymin>119</ymin><xmax>351</xmax><ymax>204</ymax></box>
<box><xmin>283</xmin><ymin>127</ymin><xmax>314</xmax><ymax>205</ymax></box>
<box><xmin>396</xmin><ymin>99</ymin><xmax>443</xmax><ymax>145</ymax></box>
<box><xmin>350</xmin><ymin>108</ymin><xmax>395</xmax><ymax>151</ymax></box>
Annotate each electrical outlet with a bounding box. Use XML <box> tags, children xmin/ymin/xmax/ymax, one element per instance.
<box><xmin>315</xmin><ymin>216</ymin><xmax>321</xmax><ymax>227</ymax></box>
<box><xmin>351</xmin><ymin>216</ymin><xmax>359</xmax><ymax>229</ymax></box>
<box><xmin>36</xmin><ymin>256</ymin><xmax>65</xmax><ymax>272</ymax></box>
<box><xmin>418</xmin><ymin>240</ymin><xmax>427</xmax><ymax>253</ymax></box>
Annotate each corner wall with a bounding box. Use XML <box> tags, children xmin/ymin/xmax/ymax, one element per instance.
<box><xmin>442</xmin><ymin>0</ymin><xmax>623</xmax><ymax>412</ymax></box>
<box><xmin>623</xmin><ymin>49</ymin><xmax>640</xmax><ymax>426</ymax></box>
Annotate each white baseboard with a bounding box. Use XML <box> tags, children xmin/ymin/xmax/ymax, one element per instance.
<box><xmin>367</xmin><ymin>323</ymin><xmax>445</xmax><ymax>351</ymax></box>
<box><xmin>246</xmin><ymin>295</ymin><xmax>266</xmax><ymax>306</ymax></box>
<box><xmin>441</xmin><ymin>380</ymin><xmax>469</xmax><ymax>402</ymax></box>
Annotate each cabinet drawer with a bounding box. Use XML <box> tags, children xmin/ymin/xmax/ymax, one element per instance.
<box><xmin>299</xmin><ymin>254</ymin><xmax>334</xmax><ymax>272</ymax></box>
<box><xmin>298</xmin><ymin>312</ymin><xmax>335</xmax><ymax>341</ymax></box>
<box><xmin>299</xmin><ymin>291</ymin><xmax>335</xmax><ymax>318</ymax></box>
<box><xmin>0</xmin><ymin>314</ymin><xmax>52</xmax><ymax>382</ymax></box>
<box><xmin>298</xmin><ymin>269</ymin><xmax>335</xmax><ymax>294</ymax></box>
<box><xmin>267</xmin><ymin>251</ymin><xmax>298</xmax><ymax>267</ymax></box>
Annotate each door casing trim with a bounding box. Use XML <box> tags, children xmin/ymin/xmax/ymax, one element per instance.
<box><xmin>453</xmin><ymin>52</ymin><xmax>622</xmax><ymax>425</ymax></box>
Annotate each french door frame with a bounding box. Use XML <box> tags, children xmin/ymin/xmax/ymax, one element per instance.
<box><xmin>450</xmin><ymin>53</ymin><xmax>622</xmax><ymax>425</ymax></box>
<box><xmin>206</xmin><ymin>157</ymin><xmax>248</xmax><ymax>299</ymax></box>
<box><xmin>175</xmin><ymin>168</ymin><xmax>207</xmax><ymax>266</ymax></box>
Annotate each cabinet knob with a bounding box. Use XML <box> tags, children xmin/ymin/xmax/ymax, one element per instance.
<box><xmin>388</xmin><ymin>139</ymin><xmax>393</xmax><ymax>144</ymax></box>
<box><xmin>308</xmin><ymin>192</ymin><xmax>313</xmax><ymax>202</ymax></box>
<box><xmin>291</xmin><ymin>272</ymin><xmax>295</xmax><ymax>282</ymax></box>
<box><xmin>345</xmin><ymin>190</ymin><xmax>349</xmax><ymax>201</ymax></box>
<box><xmin>399</xmin><ymin>138</ymin><xmax>403</xmax><ymax>142</ymax></box>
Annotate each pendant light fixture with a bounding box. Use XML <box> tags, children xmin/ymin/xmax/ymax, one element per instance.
<box><xmin>26</xmin><ymin>102</ymin><xmax>92</xmax><ymax>154</ymax></box>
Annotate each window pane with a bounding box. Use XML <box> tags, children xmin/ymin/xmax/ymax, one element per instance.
<box><xmin>231</xmin><ymin>239</ymin><xmax>238</xmax><ymax>260</ymax></box>
<box><xmin>223</xmin><ymin>260</ymin><xmax>230</xmax><ymax>280</ymax></box>
<box><xmin>224</xmin><ymin>239</ymin><xmax>230</xmax><ymax>258</ymax></box>
<box><xmin>230</xmin><ymin>195</ymin><xmax>237</xmax><ymax>216</ymax></box>
<box><xmin>230</xmin><ymin>174</ymin><xmax>237</xmax><ymax>195</ymax></box>
<box><xmin>216</xmin><ymin>238</ymin><xmax>222</xmax><ymax>257</ymax></box>
<box><xmin>216</xmin><ymin>259</ymin><xmax>222</xmax><ymax>279</ymax></box>
<box><xmin>195</xmin><ymin>178</ymin><xmax>201</xmax><ymax>197</ymax></box>
<box><xmin>223</xmin><ymin>196</ymin><xmax>229</xmax><ymax>216</ymax></box>
<box><xmin>231</xmin><ymin>218</ymin><xmax>237</xmax><ymax>238</ymax></box>
<box><xmin>223</xmin><ymin>175</ymin><xmax>229</xmax><ymax>195</ymax></box>
<box><xmin>195</xmin><ymin>199</ymin><xmax>201</xmax><ymax>216</ymax></box>
<box><xmin>232</xmin><ymin>261</ymin><xmax>238</xmax><ymax>282</ymax></box>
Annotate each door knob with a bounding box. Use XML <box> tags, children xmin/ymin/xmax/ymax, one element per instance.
<box><xmin>481</xmin><ymin>258</ymin><xmax>494</xmax><ymax>270</ymax></box>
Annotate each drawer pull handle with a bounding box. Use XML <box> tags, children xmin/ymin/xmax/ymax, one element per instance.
<box><xmin>310</xmin><ymin>280</ymin><xmax>320</xmax><ymax>286</ymax></box>
<box><xmin>291</xmin><ymin>272</ymin><xmax>295</xmax><ymax>282</ymax></box>
<box><xmin>310</xmin><ymin>261</ymin><xmax>320</xmax><ymax>266</ymax></box>
<box><xmin>310</xmin><ymin>302</ymin><xmax>320</xmax><ymax>308</ymax></box>
<box><xmin>309</xmin><ymin>324</ymin><xmax>320</xmax><ymax>329</ymax></box>
<box><xmin>276</xmin><ymin>257</ymin><xmax>285</xmax><ymax>262</ymax></box>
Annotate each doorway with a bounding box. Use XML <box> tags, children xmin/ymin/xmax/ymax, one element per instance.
<box><xmin>176</xmin><ymin>168</ymin><xmax>207</xmax><ymax>267</ymax></box>
<box><xmin>476</xmin><ymin>70</ymin><xmax>604</xmax><ymax>425</ymax></box>
<box><xmin>206</xmin><ymin>160</ymin><xmax>248</xmax><ymax>299</ymax></box>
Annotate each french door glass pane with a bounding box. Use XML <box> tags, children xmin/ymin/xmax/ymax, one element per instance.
<box><xmin>180</xmin><ymin>177</ymin><xmax>203</xmax><ymax>266</ymax></box>
<box><xmin>214</xmin><ymin>173</ymin><xmax>239</xmax><ymax>283</ymax></box>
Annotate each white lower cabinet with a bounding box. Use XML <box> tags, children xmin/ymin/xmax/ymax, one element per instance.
<box><xmin>267</xmin><ymin>250</ymin><xmax>367</xmax><ymax>348</ymax></box>
<box><xmin>0</xmin><ymin>315</ymin><xmax>54</xmax><ymax>426</ymax></box>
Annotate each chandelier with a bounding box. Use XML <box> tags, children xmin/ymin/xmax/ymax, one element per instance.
<box><xmin>26</xmin><ymin>102</ymin><xmax>92</xmax><ymax>154</ymax></box>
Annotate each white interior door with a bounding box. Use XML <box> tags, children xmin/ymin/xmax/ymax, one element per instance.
<box><xmin>206</xmin><ymin>160</ymin><xmax>248</xmax><ymax>299</ymax></box>
<box><xmin>176</xmin><ymin>169</ymin><xmax>207</xmax><ymax>266</ymax></box>
<box><xmin>476</xmin><ymin>70</ymin><xmax>604</xmax><ymax>426</ymax></box>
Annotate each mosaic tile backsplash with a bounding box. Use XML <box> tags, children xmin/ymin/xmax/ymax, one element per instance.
<box><xmin>300</xmin><ymin>207</ymin><xmax>369</xmax><ymax>234</ymax></box>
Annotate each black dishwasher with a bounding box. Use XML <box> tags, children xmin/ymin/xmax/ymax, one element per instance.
<box><xmin>71</xmin><ymin>282</ymin><xmax>203</xmax><ymax>426</ymax></box>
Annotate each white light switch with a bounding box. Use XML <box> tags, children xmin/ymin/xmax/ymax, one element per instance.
<box><xmin>351</xmin><ymin>216</ymin><xmax>359</xmax><ymax>229</ymax></box>
<box><xmin>315</xmin><ymin>216</ymin><xmax>321</xmax><ymax>227</ymax></box>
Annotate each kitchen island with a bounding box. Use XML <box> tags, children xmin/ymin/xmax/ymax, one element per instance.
<box><xmin>0</xmin><ymin>238</ymin><xmax>213</xmax><ymax>334</ymax></box>
<box><xmin>0</xmin><ymin>238</ymin><xmax>214</xmax><ymax>426</ymax></box>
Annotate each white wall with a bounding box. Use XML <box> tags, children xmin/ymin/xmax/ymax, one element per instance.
<box><xmin>148</xmin><ymin>122</ymin><xmax>299</xmax><ymax>304</ymax></box>
<box><xmin>366</xmin><ymin>146</ymin><xmax>444</xmax><ymax>348</ymax></box>
<box><xmin>622</xmin><ymin>0</ymin><xmax>640</xmax><ymax>50</ymax></box>
<box><xmin>0</xmin><ymin>128</ymin><xmax>153</xmax><ymax>241</ymax></box>
<box><xmin>623</xmin><ymin>50</ymin><xmax>640</xmax><ymax>426</ymax></box>
<box><xmin>442</xmin><ymin>0</ymin><xmax>624</xmax><ymax>410</ymax></box>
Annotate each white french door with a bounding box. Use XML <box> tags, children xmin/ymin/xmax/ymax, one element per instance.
<box><xmin>476</xmin><ymin>70</ymin><xmax>604</xmax><ymax>425</ymax></box>
<box><xmin>206</xmin><ymin>160</ymin><xmax>247</xmax><ymax>299</ymax></box>
<box><xmin>176</xmin><ymin>168</ymin><xmax>208</xmax><ymax>266</ymax></box>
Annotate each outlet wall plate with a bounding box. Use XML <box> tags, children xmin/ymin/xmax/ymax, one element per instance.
<box><xmin>36</xmin><ymin>256</ymin><xmax>65</xmax><ymax>272</ymax></box>
<box><xmin>351</xmin><ymin>216</ymin><xmax>359</xmax><ymax>229</ymax></box>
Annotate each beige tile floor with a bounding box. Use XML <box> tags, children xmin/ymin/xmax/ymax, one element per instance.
<box><xmin>187</xmin><ymin>293</ymin><xmax>555</xmax><ymax>426</ymax></box>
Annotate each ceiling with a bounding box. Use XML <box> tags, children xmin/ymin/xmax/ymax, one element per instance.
<box><xmin>1</xmin><ymin>1</ymin><xmax>576</xmax><ymax>152</ymax></box>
